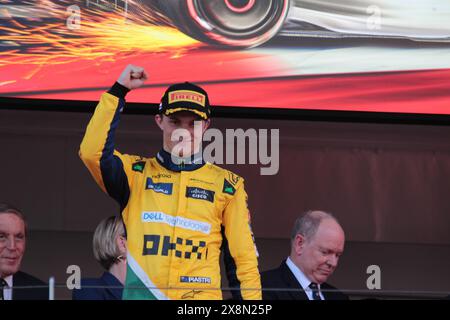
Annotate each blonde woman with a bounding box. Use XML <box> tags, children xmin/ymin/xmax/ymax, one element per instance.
<box><xmin>73</xmin><ymin>216</ymin><xmax>127</xmax><ymax>300</ymax></box>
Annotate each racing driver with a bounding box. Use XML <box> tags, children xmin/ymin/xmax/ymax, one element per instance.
<box><xmin>79</xmin><ymin>64</ymin><xmax>261</xmax><ymax>300</ymax></box>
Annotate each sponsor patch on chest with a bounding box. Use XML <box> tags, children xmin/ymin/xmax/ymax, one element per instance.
<box><xmin>186</xmin><ymin>187</ymin><xmax>215</xmax><ymax>203</ymax></box>
<box><xmin>141</xmin><ymin>212</ymin><xmax>211</xmax><ymax>235</ymax></box>
<box><xmin>145</xmin><ymin>177</ymin><xmax>173</xmax><ymax>195</ymax></box>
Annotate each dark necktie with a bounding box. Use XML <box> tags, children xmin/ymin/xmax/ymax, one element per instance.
<box><xmin>309</xmin><ymin>282</ymin><xmax>322</xmax><ymax>300</ymax></box>
<box><xmin>0</xmin><ymin>278</ymin><xmax>8</xmax><ymax>300</ymax></box>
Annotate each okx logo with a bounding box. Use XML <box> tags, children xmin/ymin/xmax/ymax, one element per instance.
<box><xmin>143</xmin><ymin>235</ymin><xmax>207</xmax><ymax>260</ymax></box>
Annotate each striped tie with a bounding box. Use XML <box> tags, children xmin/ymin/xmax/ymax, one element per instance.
<box><xmin>0</xmin><ymin>278</ymin><xmax>8</xmax><ymax>300</ymax></box>
<box><xmin>309</xmin><ymin>282</ymin><xmax>322</xmax><ymax>300</ymax></box>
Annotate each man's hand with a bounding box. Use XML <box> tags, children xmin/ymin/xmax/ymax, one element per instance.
<box><xmin>117</xmin><ymin>64</ymin><xmax>148</xmax><ymax>90</ymax></box>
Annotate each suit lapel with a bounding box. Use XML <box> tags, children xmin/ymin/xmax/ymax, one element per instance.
<box><xmin>279</xmin><ymin>261</ymin><xmax>309</xmax><ymax>300</ymax></box>
<box><xmin>321</xmin><ymin>282</ymin><xmax>342</xmax><ymax>300</ymax></box>
<box><xmin>12</xmin><ymin>272</ymin><xmax>25</xmax><ymax>300</ymax></box>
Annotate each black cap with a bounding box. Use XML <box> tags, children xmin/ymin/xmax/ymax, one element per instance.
<box><xmin>159</xmin><ymin>82</ymin><xmax>211</xmax><ymax>119</ymax></box>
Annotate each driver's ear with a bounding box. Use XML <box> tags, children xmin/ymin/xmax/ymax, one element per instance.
<box><xmin>155</xmin><ymin>114</ymin><xmax>163</xmax><ymax>130</ymax></box>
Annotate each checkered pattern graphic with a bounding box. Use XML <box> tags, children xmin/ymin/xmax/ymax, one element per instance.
<box><xmin>185</xmin><ymin>240</ymin><xmax>206</xmax><ymax>259</ymax></box>
<box><xmin>160</xmin><ymin>236</ymin><xmax>206</xmax><ymax>260</ymax></box>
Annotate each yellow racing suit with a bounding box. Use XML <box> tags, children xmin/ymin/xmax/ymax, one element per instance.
<box><xmin>79</xmin><ymin>83</ymin><xmax>261</xmax><ymax>300</ymax></box>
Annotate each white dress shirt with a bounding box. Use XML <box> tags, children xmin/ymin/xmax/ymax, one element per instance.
<box><xmin>2</xmin><ymin>275</ymin><xmax>13</xmax><ymax>300</ymax></box>
<box><xmin>286</xmin><ymin>257</ymin><xmax>325</xmax><ymax>300</ymax></box>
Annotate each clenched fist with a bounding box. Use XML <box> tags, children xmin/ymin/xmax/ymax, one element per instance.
<box><xmin>117</xmin><ymin>64</ymin><xmax>148</xmax><ymax>90</ymax></box>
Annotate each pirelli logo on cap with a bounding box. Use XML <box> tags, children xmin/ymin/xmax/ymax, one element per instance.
<box><xmin>169</xmin><ymin>90</ymin><xmax>206</xmax><ymax>107</ymax></box>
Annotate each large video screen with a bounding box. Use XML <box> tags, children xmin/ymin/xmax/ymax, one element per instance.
<box><xmin>1</xmin><ymin>0</ymin><xmax>450</xmax><ymax>114</ymax></box>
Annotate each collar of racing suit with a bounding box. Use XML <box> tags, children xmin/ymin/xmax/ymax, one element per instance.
<box><xmin>156</xmin><ymin>148</ymin><xmax>205</xmax><ymax>172</ymax></box>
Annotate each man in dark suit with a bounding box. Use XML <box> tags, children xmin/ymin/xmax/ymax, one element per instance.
<box><xmin>0</xmin><ymin>203</ymin><xmax>48</xmax><ymax>300</ymax></box>
<box><xmin>261</xmin><ymin>210</ymin><xmax>348</xmax><ymax>300</ymax></box>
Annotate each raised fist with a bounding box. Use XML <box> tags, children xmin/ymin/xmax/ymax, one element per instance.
<box><xmin>117</xmin><ymin>64</ymin><xmax>148</xmax><ymax>90</ymax></box>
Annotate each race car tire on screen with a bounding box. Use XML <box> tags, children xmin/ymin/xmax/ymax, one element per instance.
<box><xmin>156</xmin><ymin>0</ymin><xmax>290</xmax><ymax>48</ymax></box>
